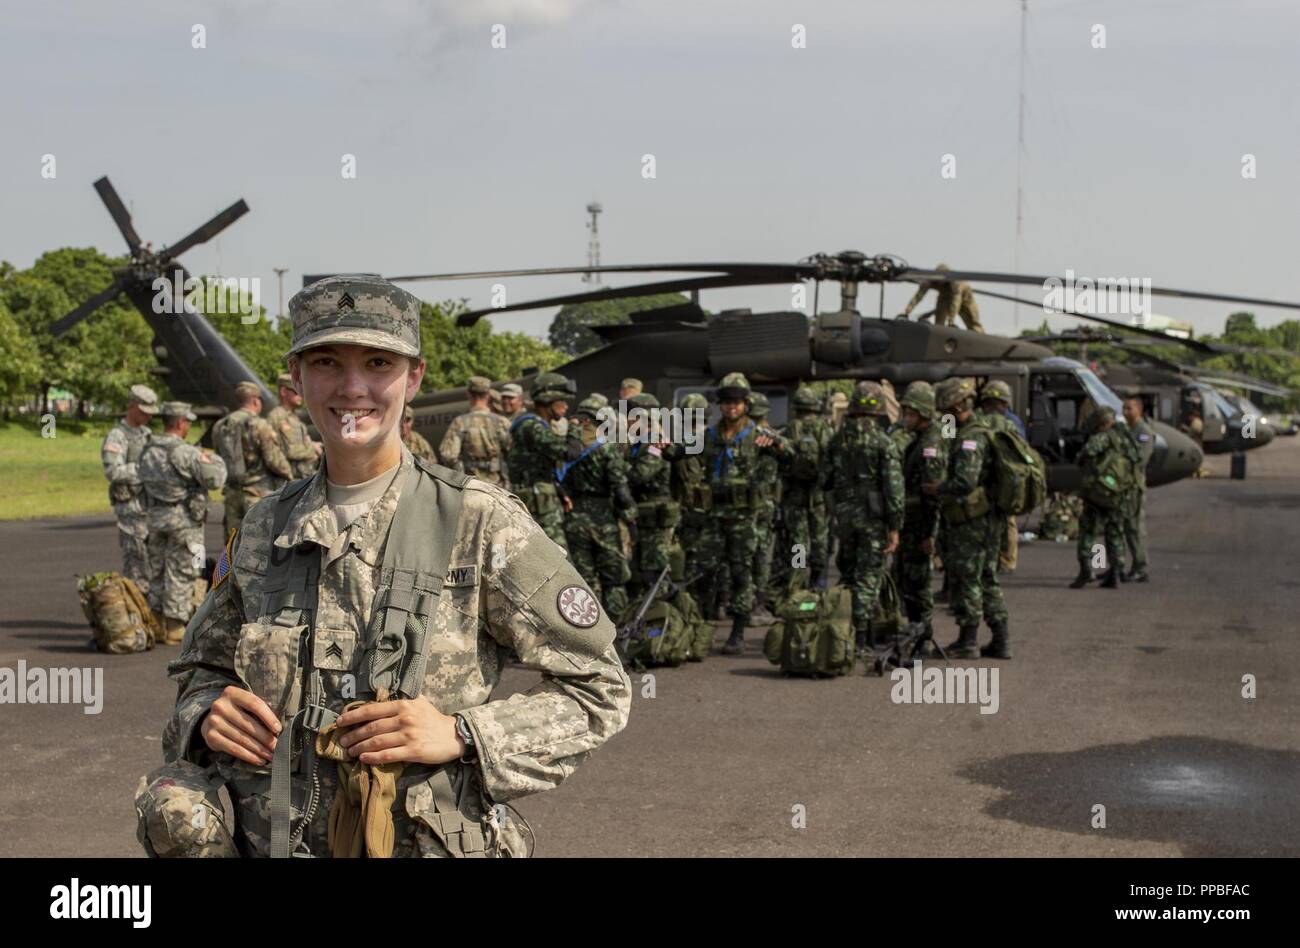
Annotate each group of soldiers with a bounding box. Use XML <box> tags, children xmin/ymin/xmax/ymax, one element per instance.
<box><xmin>102</xmin><ymin>361</ymin><xmax>1155</xmax><ymax>662</ymax></box>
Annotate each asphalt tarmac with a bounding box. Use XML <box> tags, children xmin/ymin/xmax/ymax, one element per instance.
<box><xmin>2</xmin><ymin>438</ymin><xmax>1296</xmax><ymax>858</ymax></box>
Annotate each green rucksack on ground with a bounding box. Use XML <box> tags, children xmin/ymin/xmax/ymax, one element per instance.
<box><xmin>77</xmin><ymin>571</ymin><xmax>159</xmax><ymax>654</ymax></box>
<box><xmin>620</xmin><ymin>597</ymin><xmax>694</xmax><ymax>668</ymax></box>
<box><xmin>872</xmin><ymin>573</ymin><xmax>905</xmax><ymax>645</ymax></box>
<box><xmin>764</xmin><ymin>584</ymin><xmax>855</xmax><ymax>677</ymax></box>
<box><xmin>986</xmin><ymin>428</ymin><xmax>1047</xmax><ymax>515</ymax></box>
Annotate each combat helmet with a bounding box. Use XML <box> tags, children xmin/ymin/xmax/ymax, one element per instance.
<box><xmin>899</xmin><ymin>381</ymin><xmax>936</xmax><ymax>420</ymax></box>
<box><xmin>531</xmin><ymin>372</ymin><xmax>575</xmax><ymax>404</ymax></box>
<box><xmin>979</xmin><ymin>379</ymin><xmax>1013</xmax><ymax>405</ymax></box>
<box><xmin>792</xmin><ymin>386</ymin><xmax>822</xmax><ymax>413</ymax></box>
<box><xmin>679</xmin><ymin>392</ymin><xmax>709</xmax><ymax>410</ymax></box>
<box><xmin>717</xmin><ymin>372</ymin><xmax>751</xmax><ymax>401</ymax></box>
<box><xmin>848</xmin><ymin>380</ymin><xmax>888</xmax><ymax>417</ymax></box>
<box><xmin>629</xmin><ymin>392</ymin><xmax>660</xmax><ymax>410</ymax></box>
<box><xmin>935</xmin><ymin>377</ymin><xmax>977</xmax><ymax>411</ymax></box>
<box><xmin>747</xmin><ymin>391</ymin><xmax>770</xmax><ymax>419</ymax></box>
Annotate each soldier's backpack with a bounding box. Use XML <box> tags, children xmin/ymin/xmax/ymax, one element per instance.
<box><xmin>461</xmin><ymin>414</ymin><xmax>504</xmax><ymax>474</ymax></box>
<box><xmin>764</xmin><ymin>584</ymin><xmax>855</xmax><ymax>677</ymax></box>
<box><xmin>871</xmin><ymin>573</ymin><xmax>905</xmax><ymax>645</ymax></box>
<box><xmin>986</xmin><ymin>428</ymin><xmax>1047</xmax><ymax>516</ymax></box>
<box><xmin>77</xmin><ymin>571</ymin><xmax>159</xmax><ymax>654</ymax></box>
<box><xmin>211</xmin><ymin>412</ymin><xmax>248</xmax><ymax>484</ymax></box>
<box><xmin>1081</xmin><ymin>437</ymin><xmax>1136</xmax><ymax>509</ymax></box>
<box><xmin>787</xmin><ymin>424</ymin><xmax>824</xmax><ymax>484</ymax></box>
<box><xmin>619</xmin><ymin>597</ymin><xmax>693</xmax><ymax>668</ymax></box>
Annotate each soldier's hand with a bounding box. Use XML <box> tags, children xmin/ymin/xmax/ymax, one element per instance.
<box><xmin>562</xmin><ymin>495</ymin><xmax>573</xmax><ymax>514</ymax></box>
<box><xmin>756</xmin><ymin>434</ymin><xmax>774</xmax><ymax>448</ymax></box>
<box><xmin>884</xmin><ymin>530</ymin><xmax>900</xmax><ymax>555</ymax></box>
<box><xmin>202</xmin><ymin>686</ymin><xmax>281</xmax><ymax>766</ymax></box>
<box><xmin>313</xmin><ymin>441</ymin><xmax>324</xmax><ymax>458</ymax></box>
<box><xmin>335</xmin><ymin>696</ymin><xmax>463</xmax><ymax>766</ymax></box>
<box><xmin>920</xmin><ymin>536</ymin><xmax>935</xmax><ymax>555</ymax></box>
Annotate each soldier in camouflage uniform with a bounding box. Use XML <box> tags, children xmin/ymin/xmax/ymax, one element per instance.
<box><xmin>507</xmin><ymin>373</ymin><xmax>576</xmax><ymax>550</ymax></box>
<box><xmin>439</xmin><ymin>376</ymin><xmax>511</xmax><ymax>487</ymax></box>
<box><xmin>899</xmin><ymin>263</ymin><xmax>985</xmax><ymax>332</ymax></box>
<box><xmin>400</xmin><ymin>406</ymin><xmax>438</xmax><ymax>464</ymax></box>
<box><xmin>672</xmin><ymin>392</ymin><xmax>713</xmax><ymax>589</ymax></box>
<box><xmin>1121</xmin><ymin>396</ymin><xmax>1154</xmax><ymax>582</ymax></box>
<box><xmin>266</xmin><ymin>372</ymin><xmax>322</xmax><ymax>480</ymax></box>
<box><xmin>1072</xmin><ymin>406</ymin><xmax>1137</xmax><ymax>589</ymax></box>
<box><xmin>100</xmin><ymin>383</ymin><xmax>158</xmax><ymax>597</ymax></box>
<box><xmin>770</xmin><ymin>386</ymin><xmax>833</xmax><ymax>595</ymax></box>
<box><xmin>746</xmin><ymin>392</ymin><xmax>782</xmax><ymax>612</ymax></box>
<box><xmin>825</xmin><ymin>381</ymin><xmax>904</xmax><ymax>656</ymax></box>
<box><xmin>140</xmin><ymin>274</ymin><xmax>629</xmax><ymax>859</ymax></box>
<box><xmin>625</xmin><ymin>393</ymin><xmax>680</xmax><ymax>585</ymax></box>
<box><xmin>498</xmin><ymin>382</ymin><xmax>525</xmax><ymax>423</ymax></box>
<box><xmin>977</xmin><ymin>379</ymin><xmax>1025</xmax><ymax>572</ymax></box>
<box><xmin>700</xmin><ymin>373</ymin><xmax>785</xmax><ymax>654</ymax></box>
<box><xmin>923</xmin><ymin>377</ymin><xmax>1010</xmax><ymax>659</ymax></box>
<box><xmin>213</xmin><ymin>381</ymin><xmax>293</xmax><ymax>538</ymax></box>
<box><xmin>560</xmin><ymin>397</ymin><xmax>638</xmax><ymax>620</ymax></box>
<box><xmin>139</xmin><ymin>402</ymin><xmax>228</xmax><ymax>644</ymax></box>
<box><xmin>896</xmin><ymin>382</ymin><xmax>946</xmax><ymax>650</ymax></box>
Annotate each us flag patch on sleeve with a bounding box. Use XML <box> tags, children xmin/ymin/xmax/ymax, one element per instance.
<box><xmin>961</xmin><ymin>439</ymin><xmax>978</xmax><ymax>451</ymax></box>
<box><xmin>923</xmin><ymin>446</ymin><xmax>938</xmax><ymax>458</ymax></box>
<box><xmin>212</xmin><ymin>530</ymin><xmax>236</xmax><ymax>591</ymax></box>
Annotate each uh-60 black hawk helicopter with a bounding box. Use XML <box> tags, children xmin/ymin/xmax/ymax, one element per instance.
<box><xmin>389</xmin><ymin>250</ymin><xmax>1300</xmax><ymax>493</ymax></box>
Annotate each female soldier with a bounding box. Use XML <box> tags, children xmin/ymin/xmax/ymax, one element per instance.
<box><xmin>137</xmin><ymin>275</ymin><xmax>630</xmax><ymax>858</ymax></box>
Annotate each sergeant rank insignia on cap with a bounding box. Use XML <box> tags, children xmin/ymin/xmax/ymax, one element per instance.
<box><xmin>337</xmin><ymin>292</ymin><xmax>355</xmax><ymax>311</ymax></box>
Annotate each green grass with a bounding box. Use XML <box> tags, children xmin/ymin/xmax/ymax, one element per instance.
<box><xmin>0</xmin><ymin>418</ymin><xmax>120</xmax><ymax>520</ymax></box>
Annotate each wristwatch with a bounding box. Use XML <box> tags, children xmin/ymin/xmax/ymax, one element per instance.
<box><xmin>454</xmin><ymin>713</ymin><xmax>477</xmax><ymax>763</ymax></box>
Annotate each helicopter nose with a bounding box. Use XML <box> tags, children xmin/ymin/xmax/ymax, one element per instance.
<box><xmin>1253</xmin><ymin>422</ymin><xmax>1276</xmax><ymax>447</ymax></box>
<box><xmin>1147</xmin><ymin>421</ymin><xmax>1202</xmax><ymax>487</ymax></box>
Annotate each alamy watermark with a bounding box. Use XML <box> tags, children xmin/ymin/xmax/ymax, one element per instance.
<box><xmin>589</xmin><ymin>402</ymin><xmax>707</xmax><ymax>454</ymax></box>
<box><xmin>889</xmin><ymin>660</ymin><xmax>999</xmax><ymax>715</ymax></box>
<box><xmin>151</xmin><ymin>271</ymin><xmax>261</xmax><ymax>324</ymax></box>
<box><xmin>1042</xmin><ymin>270</ymin><xmax>1152</xmax><ymax>319</ymax></box>
<box><xmin>0</xmin><ymin>660</ymin><xmax>104</xmax><ymax>714</ymax></box>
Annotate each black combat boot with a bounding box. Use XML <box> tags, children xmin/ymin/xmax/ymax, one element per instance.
<box><xmin>1131</xmin><ymin>570</ymin><xmax>1150</xmax><ymax>583</ymax></box>
<box><xmin>980</xmin><ymin>619</ymin><xmax>1011</xmax><ymax>659</ymax></box>
<box><xmin>912</xmin><ymin>620</ymin><xmax>937</xmax><ymax>658</ymax></box>
<box><xmin>721</xmin><ymin>613</ymin><xmax>747</xmax><ymax>655</ymax></box>
<box><xmin>1099</xmin><ymin>568</ymin><xmax>1119</xmax><ymax>588</ymax></box>
<box><xmin>1069</xmin><ymin>566</ymin><xmax>1092</xmax><ymax>588</ymax></box>
<box><xmin>944</xmin><ymin>625</ymin><xmax>981</xmax><ymax>660</ymax></box>
<box><xmin>854</xmin><ymin>624</ymin><xmax>871</xmax><ymax>660</ymax></box>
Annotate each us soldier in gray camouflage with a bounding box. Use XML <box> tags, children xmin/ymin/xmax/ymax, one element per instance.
<box><xmin>266</xmin><ymin>372</ymin><xmax>321</xmax><ymax>479</ymax></box>
<box><xmin>139</xmin><ymin>402</ymin><xmax>228</xmax><ymax>644</ymax></box>
<box><xmin>439</xmin><ymin>376</ymin><xmax>511</xmax><ymax>487</ymax></box>
<box><xmin>138</xmin><ymin>274</ymin><xmax>629</xmax><ymax>859</ymax></box>
<box><xmin>100</xmin><ymin>383</ymin><xmax>158</xmax><ymax>597</ymax></box>
<box><xmin>214</xmin><ymin>381</ymin><xmax>293</xmax><ymax>537</ymax></box>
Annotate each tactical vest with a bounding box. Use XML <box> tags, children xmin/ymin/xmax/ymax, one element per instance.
<box><xmin>829</xmin><ymin>419</ymin><xmax>890</xmax><ymax>520</ymax></box>
<box><xmin>213</xmin><ymin>410</ymin><xmax>251</xmax><ymax>485</ymax></box>
<box><xmin>458</xmin><ymin>411</ymin><xmax>503</xmax><ymax>474</ymax></box>
<box><xmin>139</xmin><ymin>437</ymin><xmax>209</xmax><ymax>523</ymax></box>
<box><xmin>256</xmin><ymin>458</ymin><xmax>470</xmax><ymax>858</ymax></box>
<box><xmin>108</xmin><ymin>423</ymin><xmax>151</xmax><ymax>504</ymax></box>
<box><xmin>704</xmin><ymin>422</ymin><xmax>758</xmax><ymax>510</ymax></box>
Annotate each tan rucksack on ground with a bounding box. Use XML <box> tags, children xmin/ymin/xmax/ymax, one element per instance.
<box><xmin>77</xmin><ymin>571</ymin><xmax>159</xmax><ymax>654</ymax></box>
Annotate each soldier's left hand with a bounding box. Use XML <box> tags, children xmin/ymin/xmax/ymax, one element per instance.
<box><xmin>335</xmin><ymin>696</ymin><xmax>463</xmax><ymax>766</ymax></box>
<box><xmin>756</xmin><ymin>434</ymin><xmax>774</xmax><ymax>448</ymax></box>
<box><xmin>883</xmin><ymin>530</ymin><xmax>899</xmax><ymax>555</ymax></box>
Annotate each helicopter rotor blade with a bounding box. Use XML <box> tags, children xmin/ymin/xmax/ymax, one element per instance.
<box><xmin>93</xmin><ymin>177</ymin><xmax>142</xmax><ymax>255</ymax></box>
<box><xmin>453</xmin><ymin>273</ymin><xmax>799</xmax><ymax>327</ymax></box>
<box><xmin>389</xmin><ymin>262</ymin><xmax>808</xmax><ymax>283</ymax></box>
<box><xmin>161</xmin><ymin>199</ymin><xmax>250</xmax><ymax>261</ymax></box>
<box><xmin>48</xmin><ymin>279</ymin><xmax>127</xmax><ymax>338</ymax></box>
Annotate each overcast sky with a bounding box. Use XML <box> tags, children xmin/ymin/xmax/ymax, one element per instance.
<box><xmin>4</xmin><ymin>0</ymin><xmax>1298</xmax><ymax>341</ymax></box>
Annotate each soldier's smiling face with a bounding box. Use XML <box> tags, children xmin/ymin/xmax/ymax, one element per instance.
<box><xmin>719</xmin><ymin>397</ymin><xmax>746</xmax><ymax>421</ymax></box>
<box><xmin>291</xmin><ymin>344</ymin><xmax>425</xmax><ymax>453</ymax></box>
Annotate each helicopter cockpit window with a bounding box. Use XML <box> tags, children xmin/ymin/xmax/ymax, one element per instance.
<box><xmin>1074</xmin><ymin>366</ymin><xmax>1125</xmax><ymax>416</ymax></box>
<box><xmin>1207</xmin><ymin>389</ymin><xmax>1239</xmax><ymax>421</ymax></box>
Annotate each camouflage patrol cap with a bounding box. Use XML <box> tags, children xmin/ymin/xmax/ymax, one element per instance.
<box><xmin>586</xmin><ymin>392</ymin><xmax>610</xmax><ymax>409</ymax></box>
<box><xmin>748</xmin><ymin>391</ymin><xmax>770</xmax><ymax>418</ymax></box>
<box><xmin>935</xmin><ymin>377</ymin><xmax>977</xmax><ymax>410</ymax></box>
<box><xmin>848</xmin><ymin>380</ymin><xmax>888</xmax><ymax>416</ymax></box>
<box><xmin>234</xmin><ymin>380</ymin><xmax>262</xmax><ymax>400</ymax></box>
<box><xmin>680</xmin><ymin>393</ymin><xmax>708</xmax><ymax>410</ymax></box>
<box><xmin>717</xmin><ymin>372</ymin><xmax>750</xmax><ymax>400</ymax></box>
<box><xmin>792</xmin><ymin>386</ymin><xmax>822</xmax><ymax>411</ymax></box>
<box><xmin>500</xmin><ymin>383</ymin><xmax>523</xmax><ymax>398</ymax></box>
<box><xmin>530</xmin><ymin>372</ymin><xmax>575</xmax><ymax>403</ymax></box>
<box><xmin>575</xmin><ymin>395</ymin><xmax>605</xmax><ymax>418</ymax></box>
<box><xmin>629</xmin><ymin>392</ymin><xmax>660</xmax><ymax>410</ymax></box>
<box><xmin>128</xmin><ymin>384</ymin><xmax>159</xmax><ymax>415</ymax></box>
<box><xmin>159</xmin><ymin>401</ymin><xmax>197</xmax><ymax>422</ymax></box>
<box><xmin>275</xmin><ymin>372</ymin><xmax>294</xmax><ymax>389</ymax></box>
<box><xmin>466</xmin><ymin>375</ymin><xmax>492</xmax><ymax>395</ymax></box>
<box><xmin>900</xmin><ymin>381</ymin><xmax>936</xmax><ymax>419</ymax></box>
<box><xmin>286</xmin><ymin>274</ymin><xmax>421</xmax><ymax>358</ymax></box>
<box><xmin>402</xmin><ymin>406</ymin><xmax>414</xmax><ymax>422</ymax></box>
<box><xmin>980</xmin><ymin>379</ymin><xmax>1013</xmax><ymax>404</ymax></box>
<box><xmin>620</xmin><ymin>378</ymin><xmax>643</xmax><ymax>395</ymax></box>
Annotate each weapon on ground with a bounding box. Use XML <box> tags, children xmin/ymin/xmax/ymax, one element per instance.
<box><xmin>867</xmin><ymin>620</ymin><xmax>949</xmax><ymax>677</ymax></box>
<box><xmin>615</xmin><ymin>565</ymin><xmax>673</xmax><ymax>660</ymax></box>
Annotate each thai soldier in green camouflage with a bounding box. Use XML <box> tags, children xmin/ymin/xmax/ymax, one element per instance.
<box><xmin>1072</xmin><ymin>406</ymin><xmax>1138</xmax><ymax>589</ymax></box>
<box><xmin>560</xmin><ymin>397</ymin><xmax>638</xmax><ymax>619</ymax></box>
<box><xmin>100</xmin><ymin>383</ymin><xmax>158</xmax><ymax>598</ymax></box>
<box><xmin>139</xmin><ymin>402</ymin><xmax>228</xmax><ymax>644</ymax></box>
<box><xmin>507</xmin><ymin>373</ymin><xmax>576</xmax><ymax>550</ymax></box>
<box><xmin>266</xmin><ymin>373</ymin><xmax>322</xmax><ymax>479</ymax></box>
<box><xmin>700</xmin><ymin>373</ymin><xmax>785</xmax><ymax>654</ymax></box>
<box><xmin>142</xmin><ymin>274</ymin><xmax>629</xmax><ymax>859</ymax></box>
<box><xmin>924</xmin><ymin>377</ymin><xmax>1010</xmax><ymax>659</ymax></box>
<box><xmin>746</xmin><ymin>391</ymin><xmax>782</xmax><ymax>611</ymax></box>
<box><xmin>1121</xmin><ymin>396</ymin><xmax>1154</xmax><ymax>582</ymax></box>
<box><xmin>439</xmin><ymin>376</ymin><xmax>511</xmax><ymax>487</ymax></box>
<box><xmin>770</xmin><ymin>386</ymin><xmax>834</xmax><ymax>594</ymax></box>
<box><xmin>899</xmin><ymin>263</ymin><xmax>985</xmax><ymax>332</ymax></box>
<box><xmin>625</xmin><ymin>393</ymin><xmax>680</xmax><ymax>585</ymax></box>
<box><xmin>400</xmin><ymin>405</ymin><xmax>438</xmax><ymax>464</ymax></box>
<box><xmin>672</xmin><ymin>393</ymin><xmax>712</xmax><ymax>587</ymax></box>
<box><xmin>213</xmin><ymin>381</ymin><xmax>293</xmax><ymax>538</ymax></box>
<box><xmin>825</xmin><ymin>381</ymin><xmax>904</xmax><ymax>656</ymax></box>
<box><xmin>977</xmin><ymin>379</ymin><xmax>1022</xmax><ymax>572</ymax></box>
<box><xmin>896</xmin><ymin>381</ymin><xmax>947</xmax><ymax>649</ymax></box>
